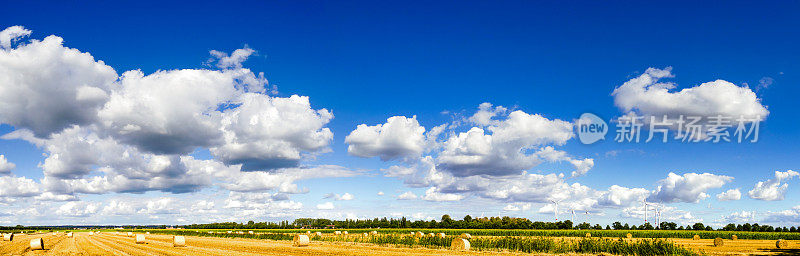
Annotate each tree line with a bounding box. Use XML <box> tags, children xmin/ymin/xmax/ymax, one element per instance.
<box><xmin>180</xmin><ymin>215</ymin><xmax>800</xmax><ymax>232</ymax></box>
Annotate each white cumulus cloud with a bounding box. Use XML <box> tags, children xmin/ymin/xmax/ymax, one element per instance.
<box><xmin>648</xmin><ymin>172</ymin><xmax>733</xmax><ymax>203</ymax></box>
<box><xmin>748</xmin><ymin>170</ymin><xmax>798</xmax><ymax>201</ymax></box>
<box><xmin>346</xmin><ymin>116</ymin><xmax>427</xmax><ymax>161</ymax></box>
<box><xmin>716</xmin><ymin>189</ymin><xmax>742</xmax><ymax>201</ymax></box>
<box><xmin>0</xmin><ymin>155</ymin><xmax>15</xmax><ymax>174</ymax></box>
<box><xmin>612</xmin><ymin>67</ymin><xmax>768</xmax><ymax>121</ymax></box>
<box><xmin>397</xmin><ymin>191</ymin><xmax>418</xmax><ymax>200</ymax></box>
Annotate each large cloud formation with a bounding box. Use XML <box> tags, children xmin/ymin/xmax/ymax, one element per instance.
<box><xmin>0</xmin><ymin>26</ymin><xmax>344</xmax><ymax>201</ymax></box>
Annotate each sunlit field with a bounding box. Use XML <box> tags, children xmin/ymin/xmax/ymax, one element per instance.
<box><xmin>2</xmin><ymin>228</ymin><xmax>797</xmax><ymax>255</ymax></box>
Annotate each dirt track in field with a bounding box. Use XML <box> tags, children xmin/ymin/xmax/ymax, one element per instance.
<box><xmin>1</xmin><ymin>232</ymin><xmax>797</xmax><ymax>255</ymax></box>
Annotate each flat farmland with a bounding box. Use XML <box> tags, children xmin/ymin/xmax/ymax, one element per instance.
<box><xmin>0</xmin><ymin>231</ymin><xmax>797</xmax><ymax>255</ymax></box>
<box><xmin>1</xmin><ymin>232</ymin><xmax>517</xmax><ymax>256</ymax></box>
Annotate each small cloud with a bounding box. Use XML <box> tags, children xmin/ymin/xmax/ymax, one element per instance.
<box><xmin>756</xmin><ymin>77</ymin><xmax>774</xmax><ymax>92</ymax></box>
<box><xmin>316</xmin><ymin>202</ymin><xmax>334</xmax><ymax>210</ymax></box>
<box><xmin>716</xmin><ymin>189</ymin><xmax>741</xmax><ymax>201</ymax></box>
<box><xmin>323</xmin><ymin>192</ymin><xmax>354</xmax><ymax>201</ymax></box>
<box><xmin>377</xmin><ymin>191</ymin><xmax>384</xmax><ymax>196</ymax></box>
<box><xmin>397</xmin><ymin>191</ymin><xmax>418</xmax><ymax>200</ymax></box>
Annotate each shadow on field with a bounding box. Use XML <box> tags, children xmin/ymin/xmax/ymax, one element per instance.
<box><xmin>757</xmin><ymin>249</ymin><xmax>800</xmax><ymax>255</ymax></box>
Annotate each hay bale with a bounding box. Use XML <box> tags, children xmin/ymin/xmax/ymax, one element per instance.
<box><xmin>451</xmin><ymin>238</ymin><xmax>470</xmax><ymax>251</ymax></box>
<box><xmin>227</xmin><ymin>231</ymin><xmax>232</xmax><ymax>234</ymax></box>
<box><xmin>731</xmin><ymin>235</ymin><xmax>738</xmax><ymax>240</ymax></box>
<box><xmin>410</xmin><ymin>232</ymin><xmax>415</xmax><ymax>236</ymax></box>
<box><xmin>306</xmin><ymin>231</ymin><xmax>311</xmax><ymax>234</ymax></box>
<box><xmin>3</xmin><ymin>233</ymin><xmax>13</xmax><ymax>241</ymax></box>
<box><xmin>371</xmin><ymin>231</ymin><xmax>378</xmax><ymax>235</ymax></box>
<box><xmin>173</xmin><ymin>236</ymin><xmax>186</xmax><ymax>247</ymax></box>
<box><xmin>334</xmin><ymin>231</ymin><xmax>342</xmax><ymax>235</ymax></box>
<box><xmin>293</xmin><ymin>234</ymin><xmax>310</xmax><ymax>247</ymax></box>
<box><xmin>67</xmin><ymin>232</ymin><xmax>73</xmax><ymax>238</ymax></box>
<box><xmin>146</xmin><ymin>232</ymin><xmax>150</xmax><ymax>235</ymax></box>
<box><xmin>362</xmin><ymin>233</ymin><xmax>369</xmax><ymax>237</ymax></box>
<box><xmin>427</xmin><ymin>233</ymin><xmax>435</xmax><ymax>237</ymax></box>
<box><xmin>460</xmin><ymin>233</ymin><xmax>471</xmax><ymax>239</ymax></box>
<box><xmin>714</xmin><ymin>237</ymin><xmax>724</xmax><ymax>247</ymax></box>
<box><xmin>586</xmin><ymin>233</ymin><xmax>592</xmax><ymax>238</ymax></box>
<box><xmin>415</xmin><ymin>231</ymin><xmax>424</xmax><ymax>238</ymax></box>
<box><xmin>626</xmin><ymin>233</ymin><xmax>633</xmax><ymax>238</ymax></box>
<box><xmin>776</xmin><ymin>239</ymin><xmax>788</xmax><ymax>249</ymax></box>
<box><xmin>437</xmin><ymin>233</ymin><xmax>446</xmax><ymax>238</ymax></box>
<box><xmin>135</xmin><ymin>234</ymin><xmax>146</xmax><ymax>244</ymax></box>
<box><xmin>315</xmin><ymin>232</ymin><xmax>322</xmax><ymax>237</ymax></box>
<box><xmin>30</xmin><ymin>238</ymin><xmax>44</xmax><ymax>250</ymax></box>
<box><xmin>249</xmin><ymin>231</ymin><xmax>254</xmax><ymax>235</ymax></box>
<box><xmin>692</xmin><ymin>235</ymin><xmax>700</xmax><ymax>240</ymax></box>
<box><xmin>343</xmin><ymin>231</ymin><xmax>349</xmax><ymax>235</ymax></box>
<box><xmin>127</xmin><ymin>232</ymin><xmax>133</xmax><ymax>237</ymax></box>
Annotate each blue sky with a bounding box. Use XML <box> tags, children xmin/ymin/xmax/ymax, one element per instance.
<box><xmin>0</xmin><ymin>1</ymin><xmax>798</xmax><ymax>226</ymax></box>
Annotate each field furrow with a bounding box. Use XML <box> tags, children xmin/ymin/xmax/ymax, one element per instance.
<box><xmin>87</xmin><ymin>235</ymin><xmax>164</xmax><ymax>256</ymax></box>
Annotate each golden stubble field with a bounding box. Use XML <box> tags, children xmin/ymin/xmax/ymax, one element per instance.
<box><xmin>0</xmin><ymin>232</ymin><xmax>797</xmax><ymax>256</ymax></box>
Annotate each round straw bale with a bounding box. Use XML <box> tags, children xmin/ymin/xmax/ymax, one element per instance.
<box><xmin>334</xmin><ymin>231</ymin><xmax>342</xmax><ymax>235</ymax></box>
<box><xmin>585</xmin><ymin>233</ymin><xmax>592</xmax><ymax>238</ymax></box>
<box><xmin>89</xmin><ymin>231</ymin><xmax>94</xmax><ymax>235</ymax></box>
<box><xmin>315</xmin><ymin>232</ymin><xmax>322</xmax><ymax>237</ymax></box>
<box><xmin>714</xmin><ymin>237</ymin><xmax>724</xmax><ymax>247</ymax></box>
<box><xmin>776</xmin><ymin>239</ymin><xmax>788</xmax><ymax>248</ymax></box>
<box><xmin>362</xmin><ymin>233</ymin><xmax>369</xmax><ymax>237</ymax></box>
<box><xmin>30</xmin><ymin>238</ymin><xmax>44</xmax><ymax>250</ymax></box>
<box><xmin>173</xmin><ymin>236</ymin><xmax>186</xmax><ymax>247</ymax></box>
<box><xmin>293</xmin><ymin>234</ymin><xmax>310</xmax><ymax>247</ymax></box>
<box><xmin>451</xmin><ymin>238</ymin><xmax>470</xmax><ymax>251</ymax></box>
<box><xmin>427</xmin><ymin>233</ymin><xmax>435</xmax><ymax>237</ymax></box>
<box><xmin>306</xmin><ymin>231</ymin><xmax>311</xmax><ymax>234</ymax></box>
<box><xmin>67</xmin><ymin>232</ymin><xmax>73</xmax><ymax>238</ymax></box>
<box><xmin>460</xmin><ymin>233</ymin><xmax>471</xmax><ymax>239</ymax></box>
<box><xmin>249</xmin><ymin>231</ymin><xmax>254</xmax><ymax>234</ymax></box>
<box><xmin>731</xmin><ymin>235</ymin><xmax>738</xmax><ymax>240</ymax></box>
<box><xmin>3</xmin><ymin>233</ymin><xmax>13</xmax><ymax>241</ymax></box>
<box><xmin>371</xmin><ymin>231</ymin><xmax>378</xmax><ymax>235</ymax></box>
<box><xmin>135</xmin><ymin>234</ymin><xmax>146</xmax><ymax>244</ymax></box>
<box><xmin>410</xmin><ymin>232</ymin><xmax>415</xmax><ymax>235</ymax></box>
<box><xmin>127</xmin><ymin>232</ymin><xmax>133</xmax><ymax>237</ymax></box>
<box><xmin>415</xmin><ymin>231</ymin><xmax>424</xmax><ymax>238</ymax></box>
<box><xmin>437</xmin><ymin>233</ymin><xmax>446</xmax><ymax>238</ymax></box>
<box><xmin>146</xmin><ymin>232</ymin><xmax>150</xmax><ymax>235</ymax></box>
<box><xmin>343</xmin><ymin>231</ymin><xmax>348</xmax><ymax>235</ymax></box>
<box><xmin>692</xmin><ymin>235</ymin><xmax>700</xmax><ymax>240</ymax></box>
<box><xmin>626</xmin><ymin>233</ymin><xmax>632</xmax><ymax>238</ymax></box>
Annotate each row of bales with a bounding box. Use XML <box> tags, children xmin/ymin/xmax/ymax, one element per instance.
<box><xmin>121</xmin><ymin>231</ymin><xmax>185</xmax><ymax>247</ymax></box>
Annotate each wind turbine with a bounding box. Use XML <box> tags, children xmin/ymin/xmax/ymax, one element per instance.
<box><xmin>585</xmin><ymin>210</ymin><xmax>589</xmax><ymax>225</ymax></box>
<box><xmin>655</xmin><ymin>205</ymin><xmax>661</xmax><ymax>228</ymax></box>
<box><xmin>570</xmin><ymin>209</ymin><xmax>576</xmax><ymax>224</ymax></box>
<box><xmin>550</xmin><ymin>200</ymin><xmax>562</xmax><ymax>222</ymax></box>
<box><xmin>643</xmin><ymin>199</ymin><xmax>649</xmax><ymax>224</ymax></box>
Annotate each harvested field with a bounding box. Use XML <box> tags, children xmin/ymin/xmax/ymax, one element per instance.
<box><xmin>0</xmin><ymin>231</ymin><xmax>796</xmax><ymax>255</ymax></box>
